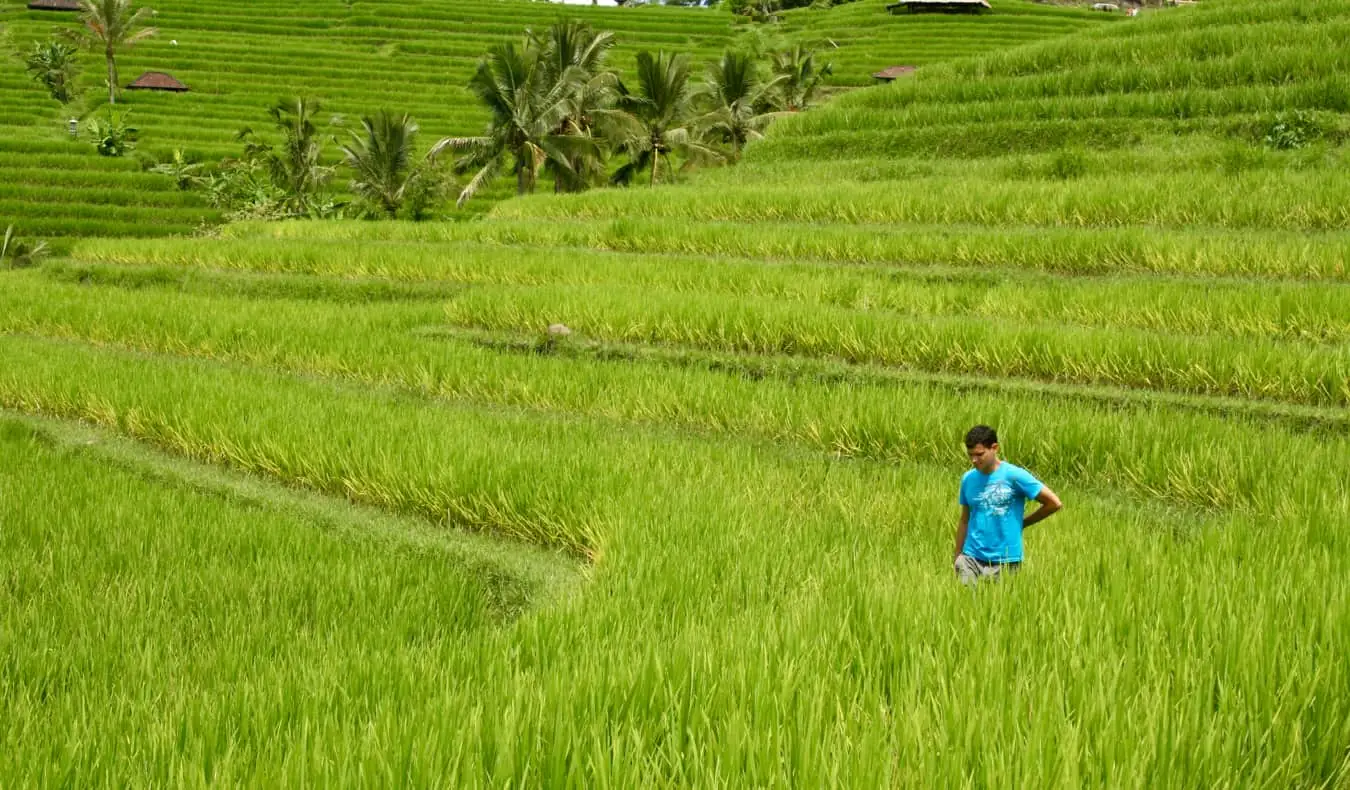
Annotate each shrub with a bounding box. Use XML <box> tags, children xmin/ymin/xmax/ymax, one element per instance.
<box><xmin>23</xmin><ymin>39</ymin><xmax>81</xmax><ymax>104</ymax></box>
<box><xmin>85</xmin><ymin>107</ymin><xmax>138</xmax><ymax>157</ymax></box>
<box><xmin>150</xmin><ymin>149</ymin><xmax>208</xmax><ymax>191</ymax></box>
<box><xmin>1261</xmin><ymin>110</ymin><xmax>1323</xmax><ymax>150</ymax></box>
<box><xmin>1046</xmin><ymin>149</ymin><xmax>1089</xmax><ymax>180</ymax></box>
<box><xmin>1</xmin><ymin>226</ymin><xmax>50</xmax><ymax>269</ymax></box>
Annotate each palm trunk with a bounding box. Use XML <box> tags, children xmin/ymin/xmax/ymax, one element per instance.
<box><xmin>106</xmin><ymin>48</ymin><xmax>117</xmax><ymax>105</ymax></box>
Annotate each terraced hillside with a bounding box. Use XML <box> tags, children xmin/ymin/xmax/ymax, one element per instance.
<box><xmin>0</xmin><ymin>0</ymin><xmax>1106</xmax><ymax>237</ymax></box>
<box><xmin>3</xmin><ymin>0</ymin><xmax>1348</xmax><ymax>784</ymax></box>
<box><xmin>778</xmin><ymin>0</ymin><xmax>1106</xmax><ymax>85</ymax></box>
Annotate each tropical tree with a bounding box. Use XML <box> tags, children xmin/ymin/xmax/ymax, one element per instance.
<box><xmin>341</xmin><ymin>110</ymin><xmax>444</xmax><ymax>218</ymax></box>
<box><xmin>76</xmin><ymin>0</ymin><xmax>157</xmax><ymax>105</ymax></box>
<box><xmin>533</xmin><ymin>21</ymin><xmax>622</xmax><ymax>193</ymax></box>
<box><xmin>697</xmin><ymin>49</ymin><xmax>784</xmax><ymax>161</ymax></box>
<box><xmin>250</xmin><ymin>97</ymin><xmax>334</xmax><ymax>215</ymax></box>
<box><xmin>431</xmin><ymin>40</ymin><xmax>590</xmax><ymax>205</ymax></box>
<box><xmin>771</xmin><ymin>45</ymin><xmax>832</xmax><ymax>112</ymax></box>
<box><xmin>23</xmin><ymin>39</ymin><xmax>81</xmax><ymax>104</ymax></box>
<box><xmin>612</xmin><ymin>51</ymin><xmax>723</xmax><ymax>186</ymax></box>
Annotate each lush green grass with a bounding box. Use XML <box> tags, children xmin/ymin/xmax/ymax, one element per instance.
<box><xmin>1</xmin><ymin>328</ymin><xmax>1346</xmax><ymax>784</ymax></box>
<box><xmin>1</xmin><ymin>0</ymin><xmax>1348</xmax><ymax>784</ymax></box>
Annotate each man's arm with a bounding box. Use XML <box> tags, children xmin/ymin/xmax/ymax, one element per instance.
<box><xmin>1022</xmin><ymin>486</ymin><xmax>1062</xmax><ymax>529</ymax></box>
<box><xmin>954</xmin><ymin>505</ymin><xmax>970</xmax><ymax>560</ymax></box>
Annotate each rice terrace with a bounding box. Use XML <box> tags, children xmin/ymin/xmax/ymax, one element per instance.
<box><xmin>1</xmin><ymin>0</ymin><xmax>1348</xmax><ymax>783</ymax></box>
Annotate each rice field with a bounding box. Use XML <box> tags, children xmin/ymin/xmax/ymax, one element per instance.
<box><xmin>0</xmin><ymin>0</ymin><xmax>1105</xmax><ymax>238</ymax></box>
<box><xmin>2</xmin><ymin>0</ymin><xmax>1348</xmax><ymax>785</ymax></box>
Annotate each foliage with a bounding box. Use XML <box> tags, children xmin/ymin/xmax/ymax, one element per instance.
<box><xmin>696</xmin><ymin>49</ymin><xmax>784</xmax><ymax>160</ymax></box>
<box><xmin>0</xmin><ymin>0</ymin><xmax>1117</xmax><ymax>237</ymax></box>
<box><xmin>149</xmin><ymin>148</ymin><xmax>207</xmax><ymax>190</ymax></box>
<box><xmin>240</xmin><ymin>97</ymin><xmax>336</xmax><ymax>216</ymax></box>
<box><xmin>533</xmin><ymin>21</ymin><xmax>622</xmax><ymax>193</ymax></box>
<box><xmin>433</xmin><ymin>33</ymin><xmax>597</xmax><ymax>205</ymax></box>
<box><xmin>1261</xmin><ymin>109</ymin><xmax>1323</xmax><ymax>150</ymax></box>
<box><xmin>84</xmin><ymin>106</ymin><xmax>137</xmax><ymax>156</ymax></box>
<box><xmin>341</xmin><ymin>110</ymin><xmax>445</xmax><ymax>219</ymax></box>
<box><xmin>770</xmin><ymin>45</ymin><xmax>831</xmax><ymax>111</ymax></box>
<box><xmin>729</xmin><ymin>0</ymin><xmax>857</xmax><ymax>17</ymax></box>
<box><xmin>1046</xmin><ymin>148</ymin><xmax>1088</xmax><ymax>180</ymax></box>
<box><xmin>0</xmin><ymin>226</ymin><xmax>50</xmax><ymax>269</ymax></box>
<box><xmin>203</xmin><ymin>157</ymin><xmax>289</xmax><ymax>220</ymax></box>
<box><xmin>23</xmin><ymin>39</ymin><xmax>81</xmax><ymax>105</ymax></box>
<box><xmin>612</xmin><ymin>50</ymin><xmax>724</xmax><ymax>186</ymax></box>
<box><xmin>75</xmin><ymin>0</ymin><xmax>157</xmax><ymax>106</ymax></box>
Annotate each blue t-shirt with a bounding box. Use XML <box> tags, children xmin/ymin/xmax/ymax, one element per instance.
<box><xmin>959</xmin><ymin>462</ymin><xmax>1044</xmax><ymax>563</ymax></box>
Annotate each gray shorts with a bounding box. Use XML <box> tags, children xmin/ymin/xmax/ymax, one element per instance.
<box><xmin>954</xmin><ymin>554</ymin><xmax>1021</xmax><ymax>585</ymax></box>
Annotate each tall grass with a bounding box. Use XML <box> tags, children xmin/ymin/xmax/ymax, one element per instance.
<box><xmin>56</xmin><ymin>242</ymin><xmax>1350</xmax><ymax>342</ymax></box>
<box><xmin>0</xmin><ymin>274</ymin><xmax>1346</xmax><ymax>518</ymax></box>
<box><xmin>0</xmin><ymin>332</ymin><xmax>1346</xmax><ymax>785</ymax></box>
<box><xmin>206</xmin><ymin>216</ymin><xmax>1350</xmax><ymax>281</ymax></box>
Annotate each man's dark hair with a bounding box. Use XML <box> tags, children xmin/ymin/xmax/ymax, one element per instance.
<box><xmin>965</xmin><ymin>424</ymin><xmax>998</xmax><ymax>449</ymax></box>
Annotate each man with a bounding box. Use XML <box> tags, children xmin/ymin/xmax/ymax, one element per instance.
<box><xmin>954</xmin><ymin>425</ymin><xmax>1062</xmax><ymax>584</ymax></box>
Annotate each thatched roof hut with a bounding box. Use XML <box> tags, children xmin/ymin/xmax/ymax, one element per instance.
<box><xmin>886</xmin><ymin>0</ymin><xmax>990</xmax><ymax>13</ymax></box>
<box><xmin>127</xmin><ymin>72</ymin><xmax>189</xmax><ymax>92</ymax></box>
<box><xmin>27</xmin><ymin>0</ymin><xmax>82</xmax><ymax>11</ymax></box>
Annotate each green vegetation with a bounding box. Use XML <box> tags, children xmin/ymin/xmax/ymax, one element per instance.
<box><xmin>0</xmin><ymin>223</ymin><xmax>49</xmax><ymax>267</ymax></box>
<box><xmin>75</xmin><ymin>0</ymin><xmax>158</xmax><ymax>105</ymax></box>
<box><xmin>0</xmin><ymin>0</ymin><xmax>1107</xmax><ymax>236</ymax></box>
<box><xmin>21</xmin><ymin>37</ymin><xmax>80</xmax><ymax>104</ymax></box>
<box><xmin>1</xmin><ymin>0</ymin><xmax>1347</xmax><ymax>784</ymax></box>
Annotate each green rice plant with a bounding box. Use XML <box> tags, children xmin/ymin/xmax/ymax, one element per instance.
<box><xmin>0</xmin><ymin>334</ymin><xmax>611</xmax><ymax>555</ymax></box>
<box><xmin>62</xmin><ymin>238</ymin><xmax>1350</xmax><ymax>343</ymax></box>
<box><xmin>5</xmin><ymin>346</ymin><xmax>1343</xmax><ymax>785</ymax></box>
<box><xmin>493</xmin><ymin>169</ymin><xmax>1350</xmax><ymax>232</ymax></box>
<box><xmin>0</xmin><ymin>272</ymin><xmax>1346</xmax><ymax>518</ymax></box>
<box><xmin>3</xmin><ymin>0</ymin><xmax>1350</xmax><ymax>781</ymax></box>
<box><xmin>442</xmin><ymin>282</ymin><xmax>1350</xmax><ymax>407</ymax></box>
<box><xmin>211</xmin><ymin>215</ymin><xmax>1350</xmax><ymax>281</ymax></box>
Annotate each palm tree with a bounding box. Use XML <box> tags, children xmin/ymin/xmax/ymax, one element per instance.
<box><xmin>534</xmin><ymin>21</ymin><xmax>621</xmax><ymax>193</ymax></box>
<box><xmin>771</xmin><ymin>45</ymin><xmax>832</xmax><ymax>112</ymax></box>
<box><xmin>263</xmin><ymin>97</ymin><xmax>333</xmax><ymax>215</ymax></box>
<box><xmin>77</xmin><ymin>0</ymin><xmax>157</xmax><ymax>105</ymax></box>
<box><xmin>340</xmin><ymin>110</ymin><xmax>424</xmax><ymax>218</ymax></box>
<box><xmin>430</xmin><ymin>40</ymin><xmax>589</xmax><ymax>206</ymax></box>
<box><xmin>612</xmin><ymin>51</ymin><xmax>722</xmax><ymax>187</ymax></box>
<box><xmin>697</xmin><ymin>49</ymin><xmax>785</xmax><ymax>161</ymax></box>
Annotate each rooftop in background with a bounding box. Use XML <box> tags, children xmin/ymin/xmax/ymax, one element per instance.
<box><xmin>26</xmin><ymin>0</ymin><xmax>81</xmax><ymax>10</ymax></box>
<box><xmin>887</xmin><ymin>0</ymin><xmax>992</xmax><ymax>13</ymax></box>
<box><xmin>127</xmin><ymin>72</ymin><xmax>190</xmax><ymax>92</ymax></box>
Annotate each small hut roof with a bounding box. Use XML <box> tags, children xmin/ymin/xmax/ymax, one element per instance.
<box><xmin>872</xmin><ymin>65</ymin><xmax>917</xmax><ymax>81</ymax></box>
<box><xmin>27</xmin><ymin>0</ymin><xmax>82</xmax><ymax>11</ymax></box>
<box><xmin>127</xmin><ymin>71</ymin><xmax>189</xmax><ymax>92</ymax></box>
<box><xmin>895</xmin><ymin>0</ymin><xmax>991</xmax><ymax>6</ymax></box>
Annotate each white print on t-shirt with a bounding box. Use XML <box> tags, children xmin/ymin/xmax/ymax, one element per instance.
<box><xmin>975</xmin><ymin>481</ymin><xmax>1015</xmax><ymax>518</ymax></box>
